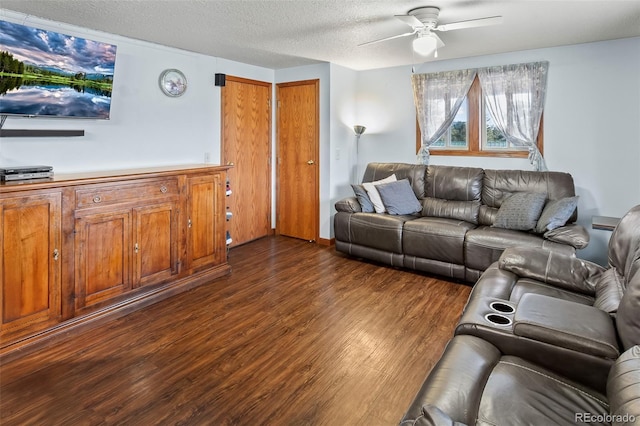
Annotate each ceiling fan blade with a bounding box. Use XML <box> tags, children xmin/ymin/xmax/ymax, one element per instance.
<box><xmin>394</xmin><ymin>14</ymin><xmax>424</xmax><ymax>29</ymax></box>
<box><xmin>435</xmin><ymin>16</ymin><xmax>503</xmax><ymax>32</ymax></box>
<box><xmin>358</xmin><ymin>30</ymin><xmax>417</xmax><ymax>47</ymax></box>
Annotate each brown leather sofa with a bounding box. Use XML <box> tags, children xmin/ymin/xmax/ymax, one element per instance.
<box><xmin>399</xmin><ymin>204</ymin><xmax>640</xmax><ymax>425</ymax></box>
<box><xmin>335</xmin><ymin>163</ymin><xmax>589</xmax><ymax>282</ymax></box>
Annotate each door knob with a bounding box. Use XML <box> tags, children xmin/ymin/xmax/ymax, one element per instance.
<box><xmin>307</xmin><ymin>160</ymin><xmax>315</xmax><ymax>165</ymax></box>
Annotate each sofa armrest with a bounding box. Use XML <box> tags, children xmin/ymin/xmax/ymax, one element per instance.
<box><xmin>543</xmin><ymin>223</ymin><xmax>590</xmax><ymax>249</ymax></box>
<box><xmin>514</xmin><ymin>293</ymin><xmax>619</xmax><ymax>359</ymax></box>
<box><xmin>498</xmin><ymin>246</ymin><xmax>605</xmax><ymax>296</ymax></box>
<box><xmin>335</xmin><ymin>197</ymin><xmax>361</xmax><ymax>213</ymax></box>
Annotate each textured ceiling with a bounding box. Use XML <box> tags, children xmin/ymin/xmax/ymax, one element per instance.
<box><xmin>2</xmin><ymin>1</ymin><xmax>640</xmax><ymax>70</ymax></box>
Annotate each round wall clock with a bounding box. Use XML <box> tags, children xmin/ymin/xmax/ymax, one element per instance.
<box><xmin>159</xmin><ymin>69</ymin><xmax>187</xmax><ymax>97</ymax></box>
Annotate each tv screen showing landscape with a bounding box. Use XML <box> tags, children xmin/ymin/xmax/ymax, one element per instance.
<box><xmin>0</xmin><ymin>20</ymin><xmax>117</xmax><ymax>119</ymax></box>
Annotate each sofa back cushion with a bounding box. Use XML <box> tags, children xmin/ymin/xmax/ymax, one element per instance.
<box><xmin>421</xmin><ymin>198</ymin><xmax>481</xmax><ymax>224</ymax></box>
<box><xmin>362</xmin><ymin>163</ymin><xmax>427</xmax><ymax>199</ymax></box>
<box><xmin>426</xmin><ymin>165</ymin><xmax>483</xmax><ymax>201</ymax></box>
<box><xmin>480</xmin><ymin>169</ymin><xmax>577</xmax><ymax>226</ymax></box>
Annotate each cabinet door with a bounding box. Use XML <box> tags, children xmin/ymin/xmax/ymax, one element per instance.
<box><xmin>132</xmin><ymin>202</ymin><xmax>179</xmax><ymax>287</ymax></box>
<box><xmin>186</xmin><ymin>173</ymin><xmax>225</xmax><ymax>271</ymax></box>
<box><xmin>0</xmin><ymin>192</ymin><xmax>62</xmax><ymax>343</ymax></box>
<box><xmin>75</xmin><ymin>208</ymin><xmax>132</xmax><ymax>310</ymax></box>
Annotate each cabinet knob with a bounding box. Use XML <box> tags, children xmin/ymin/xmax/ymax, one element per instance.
<box><xmin>307</xmin><ymin>160</ymin><xmax>315</xmax><ymax>165</ymax></box>
<box><xmin>160</xmin><ymin>185</ymin><xmax>168</xmax><ymax>193</ymax></box>
<box><xmin>188</xmin><ymin>219</ymin><xmax>192</xmax><ymax>228</ymax></box>
<box><xmin>93</xmin><ymin>195</ymin><xmax>102</xmax><ymax>203</ymax></box>
<box><xmin>134</xmin><ymin>243</ymin><xmax>139</xmax><ymax>254</ymax></box>
<box><xmin>53</xmin><ymin>249</ymin><xmax>59</xmax><ymax>261</ymax></box>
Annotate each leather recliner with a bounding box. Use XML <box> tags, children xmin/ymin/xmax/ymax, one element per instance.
<box><xmin>466</xmin><ymin>204</ymin><xmax>640</xmax><ymax>314</ymax></box>
<box><xmin>399</xmin><ymin>336</ymin><xmax>640</xmax><ymax>426</ymax></box>
<box><xmin>400</xmin><ymin>204</ymin><xmax>640</xmax><ymax>425</ymax></box>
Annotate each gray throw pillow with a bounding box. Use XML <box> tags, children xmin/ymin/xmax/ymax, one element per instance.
<box><xmin>492</xmin><ymin>192</ymin><xmax>547</xmax><ymax>231</ymax></box>
<box><xmin>376</xmin><ymin>179</ymin><xmax>422</xmax><ymax>215</ymax></box>
<box><xmin>534</xmin><ymin>196</ymin><xmax>579</xmax><ymax>233</ymax></box>
<box><xmin>351</xmin><ymin>184</ymin><xmax>375</xmax><ymax>213</ymax></box>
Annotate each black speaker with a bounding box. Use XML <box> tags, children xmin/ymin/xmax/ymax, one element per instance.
<box><xmin>215</xmin><ymin>73</ymin><xmax>226</xmax><ymax>87</ymax></box>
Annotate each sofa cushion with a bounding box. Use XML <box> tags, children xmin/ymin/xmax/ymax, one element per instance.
<box><xmin>363</xmin><ymin>174</ymin><xmax>396</xmax><ymax>213</ymax></box>
<box><xmin>426</xmin><ymin>165</ymin><xmax>483</xmax><ymax>201</ymax></box>
<box><xmin>464</xmin><ymin>226</ymin><xmax>575</xmax><ymax>272</ymax></box>
<box><xmin>376</xmin><ymin>179</ymin><xmax>422</xmax><ymax>215</ymax></box>
<box><xmin>478</xmin><ymin>355</ymin><xmax>609</xmax><ymax>425</ymax></box>
<box><xmin>334</xmin><ymin>211</ymin><xmax>412</xmax><ymax>253</ymax></box>
<box><xmin>422</xmin><ymin>197</ymin><xmax>481</xmax><ymax>224</ymax></box>
<box><xmin>362</xmin><ymin>162</ymin><xmax>427</xmax><ymax>199</ymax></box>
<box><xmin>480</xmin><ymin>169</ymin><xmax>577</xmax><ymax>226</ymax></box>
<box><xmin>492</xmin><ymin>192</ymin><xmax>547</xmax><ymax>231</ymax></box>
<box><xmin>350</xmin><ymin>184</ymin><xmax>375</xmax><ymax>213</ymax></box>
<box><xmin>535</xmin><ymin>196</ymin><xmax>579</xmax><ymax>233</ymax></box>
<box><xmin>404</xmin><ymin>217</ymin><xmax>477</xmax><ymax>265</ymax></box>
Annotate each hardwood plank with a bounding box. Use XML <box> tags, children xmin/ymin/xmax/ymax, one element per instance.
<box><xmin>0</xmin><ymin>236</ymin><xmax>471</xmax><ymax>425</ymax></box>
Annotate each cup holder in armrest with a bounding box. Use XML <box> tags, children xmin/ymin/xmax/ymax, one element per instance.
<box><xmin>489</xmin><ymin>301</ymin><xmax>515</xmax><ymax>314</ymax></box>
<box><xmin>484</xmin><ymin>313</ymin><xmax>513</xmax><ymax>327</ymax></box>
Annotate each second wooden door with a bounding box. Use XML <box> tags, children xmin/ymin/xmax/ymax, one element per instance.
<box><xmin>276</xmin><ymin>79</ymin><xmax>319</xmax><ymax>242</ymax></box>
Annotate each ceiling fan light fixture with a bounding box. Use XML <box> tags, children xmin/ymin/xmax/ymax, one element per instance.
<box><xmin>413</xmin><ymin>33</ymin><xmax>438</xmax><ymax>56</ymax></box>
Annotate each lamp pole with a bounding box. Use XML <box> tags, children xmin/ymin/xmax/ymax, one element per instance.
<box><xmin>353</xmin><ymin>125</ymin><xmax>366</xmax><ymax>184</ymax></box>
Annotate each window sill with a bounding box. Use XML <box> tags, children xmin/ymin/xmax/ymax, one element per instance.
<box><xmin>429</xmin><ymin>150</ymin><xmax>530</xmax><ymax>158</ymax></box>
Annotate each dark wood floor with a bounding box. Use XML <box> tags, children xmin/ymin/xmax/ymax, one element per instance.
<box><xmin>0</xmin><ymin>236</ymin><xmax>471</xmax><ymax>425</ymax></box>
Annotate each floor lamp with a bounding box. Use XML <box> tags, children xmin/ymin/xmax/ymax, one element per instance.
<box><xmin>353</xmin><ymin>125</ymin><xmax>366</xmax><ymax>184</ymax></box>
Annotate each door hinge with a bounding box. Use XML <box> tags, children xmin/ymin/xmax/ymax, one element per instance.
<box><xmin>277</xmin><ymin>100</ymin><xmax>282</xmax><ymax>108</ymax></box>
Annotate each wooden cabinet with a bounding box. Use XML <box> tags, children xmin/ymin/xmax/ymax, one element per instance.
<box><xmin>186</xmin><ymin>174</ymin><xmax>225</xmax><ymax>271</ymax></box>
<box><xmin>0</xmin><ymin>165</ymin><xmax>230</xmax><ymax>358</ymax></box>
<box><xmin>0</xmin><ymin>190</ymin><xmax>62</xmax><ymax>343</ymax></box>
<box><xmin>74</xmin><ymin>207</ymin><xmax>132</xmax><ymax>310</ymax></box>
<box><xmin>73</xmin><ymin>178</ymin><xmax>180</xmax><ymax>311</ymax></box>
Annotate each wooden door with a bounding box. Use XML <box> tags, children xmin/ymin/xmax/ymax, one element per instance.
<box><xmin>221</xmin><ymin>76</ymin><xmax>272</xmax><ymax>247</ymax></box>
<box><xmin>0</xmin><ymin>191</ymin><xmax>62</xmax><ymax>343</ymax></box>
<box><xmin>132</xmin><ymin>202</ymin><xmax>178</xmax><ymax>287</ymax></box>
<box><xmin>186</xmin><ymin>173</ymin><xmax>225</xmax><ymax>271</ymax></box>
<box><xmin>276</xmin><ymin>79</ymin><xmax>319</xmax><ymax>241</ymax></box>
<box><xmin>75</xmin><ymin>208</ymin><xmax>132</xmax><ymax>310</ymax></box>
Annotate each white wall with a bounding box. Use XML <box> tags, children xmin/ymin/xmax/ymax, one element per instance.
<box><xmin>352</xmin><ymin>37</ymin><xmax>640</xmax><ymax>265</ymax></box>
<box><xmin>329</xmin><ymin>64</ymin><xmax>358</xmax><ymax>236</ymax></box>
<box><xmin>0</xmin><ymin>10</ymin><xmax>273</xmax><ymax>173</ymax></box>
<box><xmin>3</xmin><ymin>9</ymin><xmax>638</xmax><ymax>262</ymax></box>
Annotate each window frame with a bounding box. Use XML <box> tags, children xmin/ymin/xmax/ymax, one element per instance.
<box><xmin>416</xmin><ymin>76</ymin><xmax>544</xmax><ymax>158</ymax></box>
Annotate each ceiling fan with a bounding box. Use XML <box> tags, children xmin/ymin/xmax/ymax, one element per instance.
<box><xmin>360</xmin><ymin>6</ymin><xmax>503</xmax><ymax>57</ymax></box>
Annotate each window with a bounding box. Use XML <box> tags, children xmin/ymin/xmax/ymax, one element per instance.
<box><xmin>416</xmin><ymin>76</ymin><xmax>543</xmax><ymax>158</ymax></box>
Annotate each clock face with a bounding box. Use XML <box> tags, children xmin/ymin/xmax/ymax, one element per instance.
<box><xmin>159</xmin><ymin>69</ymin><xmax>187</xmax><ymax>97</ymax></box>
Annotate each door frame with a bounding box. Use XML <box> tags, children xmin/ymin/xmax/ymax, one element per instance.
<box><xmin>275</xmin><ymin>79</ymin><xmax>320</xmax><ymax>242</ymax></box>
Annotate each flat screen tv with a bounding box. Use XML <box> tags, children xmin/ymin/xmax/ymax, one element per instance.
<box><xmin>0</xmin><ymin>19</ymin><xmax>117</xmax><ymax>119</ymax></box>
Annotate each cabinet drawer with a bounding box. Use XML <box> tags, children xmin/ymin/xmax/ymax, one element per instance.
<box><xmin>76</xmin><ymin>178</ymin><xmax>179</xmax><ymax>209</ymax></box>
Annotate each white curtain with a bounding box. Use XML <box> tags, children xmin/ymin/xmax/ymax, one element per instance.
<box><xmin>412</xmin><ymin>69</ymin><xmax>477</xmax><ymax>164</ymax></box>
<box><xmin>478</xmin><ymin>61</ymin><xmax>549</xmax><ymax>171</ymax></box>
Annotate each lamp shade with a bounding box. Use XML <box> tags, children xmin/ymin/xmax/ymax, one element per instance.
<box><xmin>413</xmin><ymin>34</ymin><xmax>438</xmax><ymax>56</ymax></box>
<box><xmin>353</xmin><ymin>125</ymin><xmax>366</xmax><ymax>136</ymax></box>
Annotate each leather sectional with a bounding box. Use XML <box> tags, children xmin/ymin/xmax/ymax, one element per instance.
<box><xmin>335</xmin><ymin>162</ymin><xmax>590</xmax><ymax>282</ymax></box>
<box><xmin>399</xmin><ymin>205</ymin><xmax>640</xmax><ymax>425</ymax></box>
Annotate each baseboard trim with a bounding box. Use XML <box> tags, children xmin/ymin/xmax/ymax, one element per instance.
<box><xmin>318</xmin><ymin>237</ymin><xmax>335</xmax><ymax>246</ymax></box>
